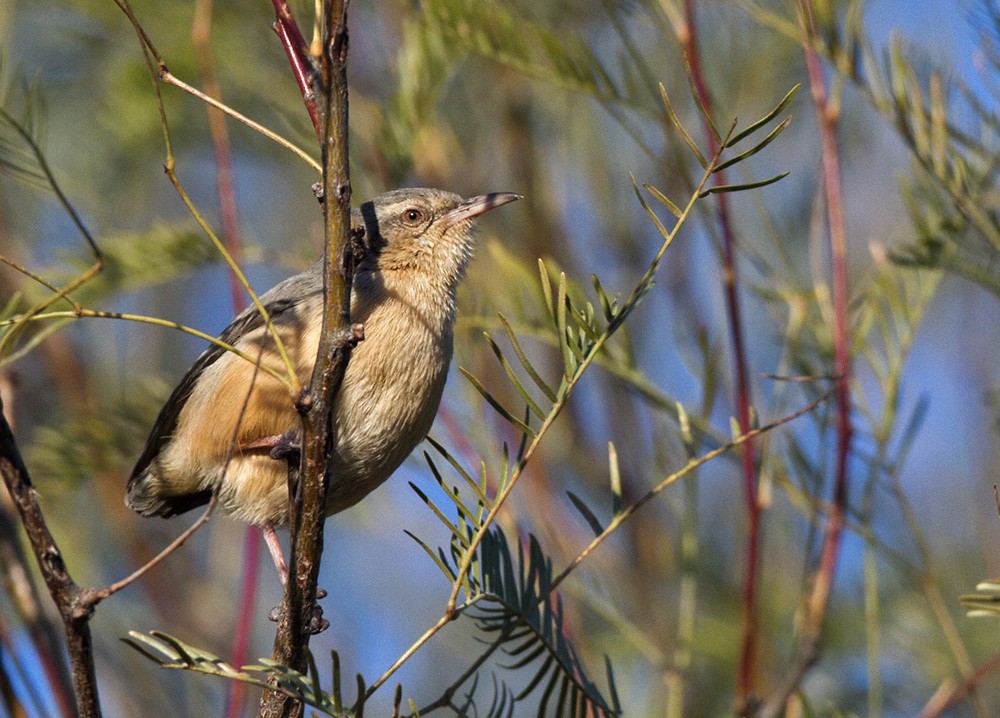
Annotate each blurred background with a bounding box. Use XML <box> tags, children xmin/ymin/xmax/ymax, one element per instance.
<box><xmin>2</xmin><ymin>0</ymin><xmax>1000</xmax><ymax>715</ymax></box>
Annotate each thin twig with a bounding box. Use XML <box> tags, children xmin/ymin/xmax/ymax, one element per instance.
<box><xmin>678</xmin><ymin>2</ymin><xmax>761</xmax><ymax>705</ymax></box>
<box><xmin>0</xmin><ymin>309</ymin><xmax>293</xmax><ymax>390</ymax></box>
<box><xmin>759</xmin><ymin>4</ymin><xmax>853</xmax><ymax>715</ymax></box>
<box><xmin>546</xmin><ymin>392</ymin><xmax>830</xmax><ymax>598</ymax></box>
<box><xmin>918</xmin><ymin>651</ymin><xmax>1000</xmax><ymax>718</ymax></box>
<box><xmin>159</xmin><ymin>70</ymin><xmax>321</xmax><ymax>173</ymax></box>
<box><xmin>90</xmin><ymin>498</ymin><xmax>218</xmax><ymax>599</ymax></box>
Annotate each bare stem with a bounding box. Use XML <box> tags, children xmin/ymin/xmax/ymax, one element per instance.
<box><xmin>0</xmin><ymin>402</ymin><xmax>101</xmax><ymax>717</ymax></box>
<box><xmin>271</xmin><ymin>0</ymin><xmax>321</xmax><ymax>137</ymax></box>
<box><xmin>678</xmin><ymin>1</ymin><xmax>760</xmax><ymax>705</ymax></box>
<box><xmin>158</xmin><ymin>71</ymin><xmax>320</xmax><ymax>173</ymax></box>
<box><xmin>259</xmin><ymin>1</ymin><xmax>353</xmax><ymax>715</ymax></box>
<box><xmin>188</xmin><ymin>3</ymin><xmax>264</xmax><ymax>714</ymax></box>
<box><xmin>759</xmin><ymin>4</ymin><xmax>853</xmax><ymax>714</ymax></box>
<box><xmin>93</xmin><ymin>499</ymin><xmax>218</xmax><ymax>599</ymax></box>
<box><xmin>918</xmin><ymin>651</ymin><xmax>1000</xmax><ymax>718</ymax></box>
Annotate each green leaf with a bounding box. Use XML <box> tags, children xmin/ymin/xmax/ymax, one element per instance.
<box><xmin>555</xmin><ymin>273</ymin><xmax>576</xmax><ymax>378</ymax></box>
<box><xmin>426</xmin><ymin>437</ymin><xmax>486</xmax><ymax>503</ymax></box>
<box><xmin>538</xmin><ymin>259</ymin><xmax>555</xmax><ymax>322</ymax></box>
<box><xmin>462</xmin><ymin>527</ymin><xmax>619</xmax><ymax>715</ymax></box>
<box><xmin>659</xmin><ymin>83</ymin><xmax>707</xmax><ymax>169</ymax></box>
<box><xmin>699</xmin><ymin>171</ymin><xmax>789</xmax><ymax>197</ymax></box>
<box><xmin>682</xmin><ymin>55</ymin><xmax>721</xmax><ymax>146</ymax></box>
<box><xmin>409</xmin><ymin>481</ymin><xmax>467</xmax><ymax>545</ymax></box>
<box><xmin>631</xmin><ymin>175</ymin><xmax>672</xmax><ymax>243</ymax></box>
<box><xmin>608</xmin><ymin>442</ymin><xmax>623</xmax><ymax>516</ymax></box>
<box><xmin>566</xmin><ymin>491</ymin><xmax>604</xmax><ymax>536</ymax></box>
<box><xmin>727</xmin><ymin>83</ymin><xmax>801</xmax><ymax>146</ymax></box>
<box><xmin>498</xmin><ymin>313</ymin><xmax>558</xmax><ymax>403</ymax></box>
<box><xmin>485</xmin><ymin>332</ymin><xmax>546</xmax><ymax>419</ymax></box>
<box><xmin>714</xmin><ymin>116</ymin><xmax>791</xmax><ymax>173</ymax></box>
<box><xmin>405</xmin><ymin>529</ymin><xmax>457</xmax><ymax>581</ymax></box>
<box><xmin>642</xmin><ymin>182</ymin><xmax>682</xmax><ymax>219</ymax></box>
<box><xmin>459</xmin><ymin>367</ymin><xmax>537</xmax><ymax>437</ymax></box>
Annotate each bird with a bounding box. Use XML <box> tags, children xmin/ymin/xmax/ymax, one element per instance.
<box><xmin>126</xmin><ymin>187</ymin><xmax>520</xmax><ymax>580</ymax></box>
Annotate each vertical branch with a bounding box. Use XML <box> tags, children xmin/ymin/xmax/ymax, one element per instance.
<box><xmin>260</xmin><ymin>1</ymin><xmax>353</xmax><ymax>715</ymax></box>
<box><xmin>189</xmin><ymin>2</ymin><xmax>262</xmax><ymax>716</ymax></box>
<box><xmin>760</xmin><ymin>3</ymin><xmax>852</xmax><ymax>714</ymax></box>
<box><xmin>0</xmin><ymin>215</ymin><xmax>76</xmax><ymax>717</ymax></box>
<box><xmin>192</xmin><ymin>0</ymin><xmax>245</xmax><ymax>313</ymax></box>
<box><xmin>799</xmin><ymin>0</ymin><xmax>851</xmax><ymax>649</ymax></box>
<box><xmin>678</xmin><ymin>0</ymin><xmax>760</xmax><ymax>706</ymax></box>
<box><xmin>0</xmin><ymin>402</ymin><xmax>101</xmax><ymax>717</ymax></box>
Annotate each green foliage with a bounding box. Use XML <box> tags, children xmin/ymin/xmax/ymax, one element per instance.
<box><xmin>5</xmin><ymin>0</ymin><xmax>1000</xmax><ymax>716</ymax></box>
<box><xmin>124</xmin><ymin>632</ymin><xmax>354</xmax><ymax>717</ymax></box>
<box><xmin>963</xmin><ymin>579</ymin><xmax>1000</xmax><ymax>618</ymax></box>
<box><xmin>25</xmin><ymin>377</ymin><xmax>166</xmax><ymax>489</ymax></box>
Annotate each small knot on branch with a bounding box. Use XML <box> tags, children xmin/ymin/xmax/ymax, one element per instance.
<box><xmin>70</xmin><ymin>594</ymin><xmax>97</xmax><ymax>622</ymax></box>
<box><xmin>42</xmin><ymin>545</ymin><xmax>64</xmax><ymax>573</ymax></box>
<box><xmin>297</xmin><ymin>391</ymin><xmax>313</xmax><ymax>413</ymax></box>
<box><xmin>345</xmin><ymin>323</ymin><xmax>364</xmax><ymax>346</ymax></box>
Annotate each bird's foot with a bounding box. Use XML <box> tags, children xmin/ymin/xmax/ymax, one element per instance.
<box><xmin>308</xmin><ymin>596</ymin><xmax>330</xmax><ymax>634</ymax></box>
<box><xmin>240</xmin><ymin>431</ymin><xmax>301</xmax><ymax>462</ymax></box>
<box><xmin>268</xmin><ymin>589</ymin><xmax>329</xmax><ymax>634</ymax></box>
<box><xmin>240</xmin><ymin>431</ymin><xmax>301</xmax><ymax>463</ymax></box>
<box><xmin>268</xmin><ymin>430</ymin><xmax>301</xmax><ymax>462</ymax></box>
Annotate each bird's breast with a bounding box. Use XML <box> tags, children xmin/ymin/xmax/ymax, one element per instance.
<box><xmin>326</xmin><ymin>287</ymin><xmax>453</xmax><ymax>511</ymax></box>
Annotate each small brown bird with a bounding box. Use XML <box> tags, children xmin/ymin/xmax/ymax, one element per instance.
<box><xmin>127</xmin><ymin>188</ymin><xmax>519</xmax><ymax>577</ymax></box>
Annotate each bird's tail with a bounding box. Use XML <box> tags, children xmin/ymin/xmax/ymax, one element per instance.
<box><xmin>126</xmin><ymin>469</ymin><xmax>212</xmax><ymax>518</ymax></box>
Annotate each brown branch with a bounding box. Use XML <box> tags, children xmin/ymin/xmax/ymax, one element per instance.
<box><xmin>0</xmin><ymin>394</ymin><xmax>222</xmax><ymax>717</ymax></box>
<box><xmin>259</xmin><ymin>0</ymin><xmax>354</xmax><ymax>715</ymax></box>
<box><xmin>0</xmin><ymin>228</ymin><xmax>77</xmax><ymax>717</ymax></box>
<box><xmin>918</xmin><ymin>651</ymin><xmax>1000</xmax><ymax>718</ymax></box>
<box><xmin>758</xmin><ymin>4</ymin><xmax>852</xmax><ymax>715</ymax></box>
<box><xmin>0</xmin><ymin>400</ymin><xmax>101</xmax><ymax>717</ymax></box>
<box><xmin>678</xmin><ymin>1</ymin><xmax>760</xmax><ymax>707</ymax></box>
<box><xmin>0</xmin><ymin>488</ymin><xmax>75</xmax><ymax>717</ymax></box>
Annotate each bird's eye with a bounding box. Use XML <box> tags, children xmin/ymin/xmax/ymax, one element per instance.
<box><xmin>402</xmin><ymin>207</ymin><xmax>424</xmax><ymax>225</ymax></box>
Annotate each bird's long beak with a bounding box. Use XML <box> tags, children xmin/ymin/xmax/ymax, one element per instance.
<box><xmin>442</xmin><ymin>192</ymin><xmax>522</xmax><ymax>228</ymax></box>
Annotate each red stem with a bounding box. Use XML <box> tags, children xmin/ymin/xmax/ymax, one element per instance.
<box><xmin>800</xmin><ymin>0</ymin><xmax>853</xmax><ymax>669</ymax></box>
<box><xmin>223</xmin><ymin>530</ymin><xmax>262</xmax><ymax>718</ymax></box>
<box><xmin>680</xmin><ymin>0</ymin><xmax>760</xmax><ymax>703</ymax></box>
<box><xmin>271</xmin><ymin>0</ymin><xmax>320</xmax><ymax>137</ymax></box>
<box><xmin>918</xmin><ymin>651</ymin><xmax>1000</xmax><ymax>718</ymax></box>
<box><xmin>191</xmin><ymin>2</ymin><xmax>259</xmax><ymax>714</ymax></box>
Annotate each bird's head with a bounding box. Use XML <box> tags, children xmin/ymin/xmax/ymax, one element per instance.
<box><xmin>353</xmin><ymin>188</ymin><xmax>520</xmax><ymax>288</ymax></box>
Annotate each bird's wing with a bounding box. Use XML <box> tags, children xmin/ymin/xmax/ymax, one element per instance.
<box><xmin>128</xmin><ymin>264</ymin><xmax>324</xmax><ymax>502</ymax></box>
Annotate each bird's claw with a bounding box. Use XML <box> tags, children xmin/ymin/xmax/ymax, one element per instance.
<box><xmin>268</xmin><ymin>430</ymin><xmax>301</xmax><ymax>462</ymax></box>
<box><xmin>267</xmin><ymin>587</ymin><xmax>329</xmax><ymax>634</ymax></box>
<box><xmin>308</xmin><ymin>605</ymin><xmax>330</xmax><ymax>635</ymax></box>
